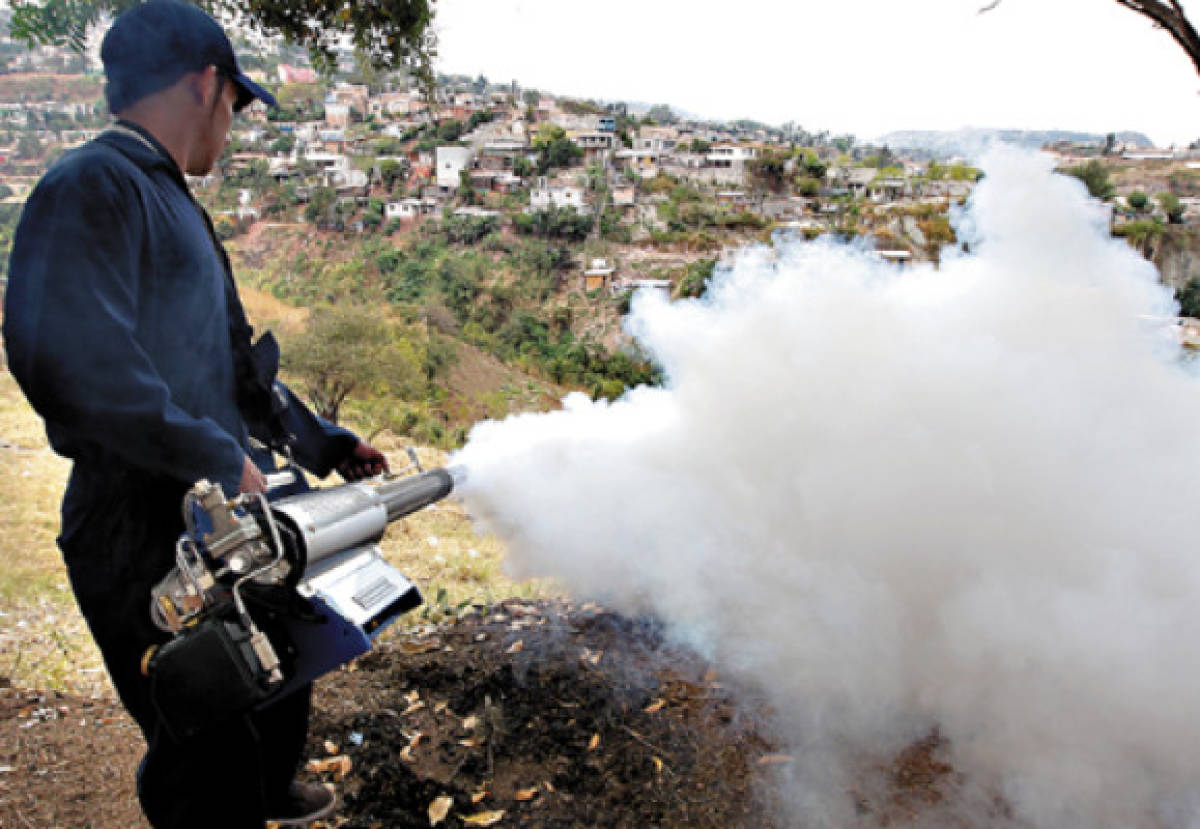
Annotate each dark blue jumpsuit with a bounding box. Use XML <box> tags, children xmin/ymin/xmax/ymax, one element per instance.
<box><xmin>3</xmin><ymin>123</ymin><xmax>357</xmax><ymax>828</ymax></box>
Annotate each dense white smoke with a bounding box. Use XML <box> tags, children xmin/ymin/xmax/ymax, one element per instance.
<box><xmin>452</xmin><ymin>148</ymin><xmax>1200</xmax><ymax>826</ymax></box>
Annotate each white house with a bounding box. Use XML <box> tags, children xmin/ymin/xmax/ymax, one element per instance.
<box><xmin>436</xmin><ymin>146</ymin><xmax>475</xmax><ymax>191</ymax></box>
<box><xmin>530</xmin><ymin>180</ymin><xmax>586</xmax><ymax>212</ymax></box>
<box><xmin>385</xmin><ymin>198</ymin><xmax>431</xmax><ymax>222</ymax></box>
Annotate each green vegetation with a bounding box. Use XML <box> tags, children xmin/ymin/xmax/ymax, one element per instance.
<box><xmin>1063</xmin><ymin>160</ymin><xmax>1115</xmax><ymax>200</ymax></box>
<box><xmin>513</xmin><ymin>206</ymin><xmax>592</xmax><ymax>241</ymax></box>
<box><xmin>675</xmin><ymin>258</ymin><xmax>716</xmax><ymax>299</ymax></box>
<box><xmin>9</xmin><ymin>0</ymin><xmax>436</xmax><ymax>88</ymax></box>
<box><xmin>1178</xmin><ymin>277</ymin><xmax>1200</xmax><ymax>318</ymax></box>
<box><xmin>532</xmin><ymin>125</ymin><xmax>583</xmax><ymax>173</ymax></box>
<box><xmin>1113</xmin><ymin>217</ymin><xmax>1165</xmax><ymax>254</ymax></box>
<box><xmin>0</xmin><ymin>202</ymin><xmax>23</xmax><ymax>280</ymax></box>
<box><xmin>1158</xmin><ymin>191</ymin><xmax>1185</xmax><ymax>224</ymax></box>
<box><xmin>281</xmin><ymin>304</ymin><xmax>428</xmax><ymax>424</ymax></box>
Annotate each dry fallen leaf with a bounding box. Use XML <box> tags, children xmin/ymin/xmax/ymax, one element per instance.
<box><xmin>460</xmin><ymin>810</ymin><xmax>505</xmax><ymax>826</ymax></box>
<box><xmin>427</xmin><ymin>795</ymin><xmax>453</xmax><ymax>826</ymax></box>
<box><xmin>515</xmin><ymin>787</ymin><xmax>538</xmax><ymax>802</ymax></box>
<box><xmin>401</xmin><ymin>639</ymin><xmax>441</xmax><ymax>655</ymax></box>
<box><xmin>462</xmin><ymin>714</ymin><xmax>479</xmax><ymax>730</ymax></box>
<box><xmin>402</xmin><ymin>700</ymin><xmax>426</xmax><ymax>717</ymax></box>
<box><xmin>433</xmin><ymin>701</ymin><xmax>448</xmax><ymax>714</ymax></box>
<box><xmin>505</xmin><ymin>639</ymin><xmax>524</xmax><ymax>654</ymax></box>
<box><xmin>400</xmin><ymin>744</ymin><xmax>415</xmax><ymax>763</ymax></box>
<box><xmin>757</xmin><ymin>754</ymin><xmax>796</xmax><ymax>765</ymax></box>
<box><xmin>306</xmin><ymin>755</ymin><xmax>352</xmax><ymax>779</ymax></box>
<box><xmin>470</xmin><ymin>790</ymin><xmax>489</xmax><ymax>804</ymax></box>
<box><xmin>543</xmin><ymin>780</ymin><xmax>555</xmax><ymax>793</ymax></box>
<box><xmin>651</xmin><ymin>756</ymin><xmax>664</xmax><ymax>774</ymax></box>
<box><xmin>587</xmin><ymin>733</ymin><xmax>600</xmax><ymax>751</ymax></box>
<box><xmin>458</xmin><ymin>738</ymin><xmax>478</xmax><ymax>748</ymax></box>
<box><xmin>404</xmin><ymin>690</ymin><xmax>421</xmax><ymax>704</ymax></box>
<box><xmin>643</xmin><ymin>699</ymin><xmax>665</xmax><ymax>714</ymax></box>
<box><xmin>323</xmin><ymin>740</ymin><xmax>339</xmax><ymax>755</ymax></box>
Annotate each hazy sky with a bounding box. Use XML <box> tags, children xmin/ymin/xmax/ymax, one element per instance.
<box><xmin>435</xmin><ymin>0</ymin><xmax>1200</xmax><ymax>146</ymax></box>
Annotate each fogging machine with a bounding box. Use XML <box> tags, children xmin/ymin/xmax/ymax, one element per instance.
<box><xmin>143</xmin><ymin>463</ymin><xmax>456</xmax><ymax>739</ymax></box>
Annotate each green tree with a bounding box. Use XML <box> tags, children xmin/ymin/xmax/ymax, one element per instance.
<box><xmin>437</xmin><ymin>119</ymin><xmax>464</xmax><ymax>142</ymax></box>
<box><xmin>15</xmin><ymin>133</ymin><xmax>42</xmax><ymax>160</ymax></box>
<box><xmin>9</xmin><ymin>0</ymin><xmax>436</xmax><ymax>89</ymax></box>
<box><xmin>803</xmin><ymin>151</ymin><xmax>827</xmax><ymax>179</ymax></box>
<box><xmin>270</xmin><ymin>134</ymin><xmax>296</xmax><ymax>154</ymax></box>
<box><xmin>304</xmin><ymin>186</ymin><xmax>337</xmax><ymax>226</ymax></box>
<box><xmin>747</xmin><ymin>150</ymin><xmax>789</xmax><ymax>193</ymax></box>
<box><xmin>646</xmin><ymin>104</ymin><xmax>677</xmax><ymax>124</ymax></box>
<box><xmin>1127</xmin><ymin>189</ymin><xmax>1149</xmax><ymax>212</ymax></box>
<box><xmin>282</xmin><ymin>305</ymin><xmax>424</xmax><ymax>424</ymax></box>
<box><xmin>1158</xmin><ymin>191</ymin><xmax>1185</xmax><ymax>223</ymax></box>
<box><xmin>1064</xmin><ymin>160</ymin><xmax>1115</xmax><ymax>200</ymax></box>
<box><xmin>1179</xmin><ymin>277</ymin><xmax>1200</xmax><ymax>318</ymax></box>
<box><xmin>379</xmin><ymin>158</ymin><xmax>406</xmax><ymax>190</ymax></box>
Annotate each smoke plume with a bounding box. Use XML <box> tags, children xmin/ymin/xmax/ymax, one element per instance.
<box><xmin>452</xmin><ymin>148</ymin><xmax>1200</xmax><ymax>826</ymax></box>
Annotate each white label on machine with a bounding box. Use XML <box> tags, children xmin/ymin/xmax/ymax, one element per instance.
<box><xmin>298</xmin><ymin>545</ymin><xmax>417</xmax><ymax>628</ymax></box>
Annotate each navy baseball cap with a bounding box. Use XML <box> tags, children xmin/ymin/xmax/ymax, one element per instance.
<box><xmin>101</xmin><ymin>0</ymin><xmax>277</xmax><ymax>113</ymax></box>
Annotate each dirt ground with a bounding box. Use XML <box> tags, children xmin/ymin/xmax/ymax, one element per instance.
<box><xmin>0</xmin><ymin>600</ymin><xmax>959</xmax><ymax>828</ymax></box>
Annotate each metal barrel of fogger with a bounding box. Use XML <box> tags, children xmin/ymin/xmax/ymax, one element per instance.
<box><xmin>269</xmin><ymin>467</ymin><xmax>458</xmax><ymax>570</ymax></box>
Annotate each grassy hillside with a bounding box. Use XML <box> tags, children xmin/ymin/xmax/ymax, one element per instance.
<box><xmin>229</xmin><ymin>223</ymin><xmax>656</xmax><ymax>447</ymax></box>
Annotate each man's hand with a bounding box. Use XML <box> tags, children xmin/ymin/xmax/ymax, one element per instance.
<box><xmin>337</xmin><ymin>441</ymin><xmax>389</xmax><ymax>481</ymax></box>
<box><xmin>239</xmin><ymin>455</ymin><xmax>267</xmax><ymax>494</ymax></box>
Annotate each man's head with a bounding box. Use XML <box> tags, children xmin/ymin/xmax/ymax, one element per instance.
<box><xmin>101</xmin><ymin>0</ymin><xmax>276</xmax><ymax>115</ymax></box>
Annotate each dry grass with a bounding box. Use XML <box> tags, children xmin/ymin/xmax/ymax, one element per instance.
<box><xmin>0</xmin><ymin>368</ymin><xmax>555</xmax><ymax>696</ymax></box>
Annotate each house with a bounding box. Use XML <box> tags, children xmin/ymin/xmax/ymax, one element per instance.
<box><xmin>384</xmin><ymin>197</ymin><xmax>440</xmax><ymax>223</ymax></box>
<box><xmin>868</xmin><ymin>177</ymin><xmax>911</xmax><ymax>202</ymax></box>
<box><xmin>328</xmin><ymin>83</ymin><xmax>370</xmax><ymax>114</ymax></box>
<box><xmin>436</xmin><ymin>146</ymin><xmax>475</xmax><ymax>191</ymax></box>
<box><xmin>277</xmin><ymin>63</ymin><xmax>317</xmax><ymax>84</ymax></box>
<box><xmin>582</xmin><ymin>258</ymin><xmax>616</xmax><ymax>293</ymax></box>
<box><xmin>825</xmin><ymin>166</ymin><xmax>877</xmax><ymax>198</ymax></box>
<box><xmin>551</xmin><ymin>114</ymin><xmax>601</xmax><ymax>132</ymax></box>
<box><xmin>570</xmin><ymin>131</ymin><xmax>615</xmax><ymax>163</ymax></box>
<box><xmin>325</xmin><ymin>102</ymin><xmax>351</xmax><ymax>128</ymax></box>
<box><xmin>876</xmin><ymin>250</ymin><xmax>913</xmax><ymax>267</ymax></box>
<box><xmin>704</xmin><ymin>143</ymin><xmax>759</xmax><ymax>185</ymax></box>
<box><xmin>623</xmin><ymin>277</ymin><xmax>670</xmax><ymax>294</ymax></box>
<box><xmin>612</xmin><ymin>183</ymin><xmax>636</xmax><ymax>207</ymax></box>
<box><xmin>477</xmin><ymin>138</ymin><xmax>528</xmax><ymax>170</ymax></box>
<box><xmin>453</xmin><ymin>206</ymin><xmax>501</xmax><ymax>219</ymax></box>
<box><xmin>714</xmin><ymin>191</ymin><xmax>753</xmax><ymax>210</ymax></box>
<box><xmin>759</xmin><ymin>197</ymin><xmax>808</xmax><ymax>221</ymax></box>
<box><xmin>613</xmin><ymin>148</ymin><xmax>660</xmax><ymax>178</ymax></box>
<box><xmin>370</xmin><ymin>91</ymin><xmax>425</xmax><ymax>118</ymax></box>
<box><xmin>636</xmin><ymin>125</ymin><xmax>679</xmax><ymax>154</ymax></box>
<box><xmin>530</xmin><ymin>179</ymin><xmax>586</xmax><ymax>212</ymax></box>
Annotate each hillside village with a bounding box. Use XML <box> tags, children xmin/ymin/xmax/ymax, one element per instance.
<box><xmin>5</xmin><ymin>27</ymin><xmax>1200</xmax><ymax>442</ymax></box>
<box><xmin>6</xmin><ymin>25</ymin><xmax>1200</xmax><ymax>273</ymax></box>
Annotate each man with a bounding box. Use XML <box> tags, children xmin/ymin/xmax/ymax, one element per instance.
<box><xmin>2</xmin><ymin>1</ymin><xmax>387</xmax><ymax>825</ymax></box>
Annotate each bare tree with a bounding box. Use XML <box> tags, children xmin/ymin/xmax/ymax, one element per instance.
<box><xmin>981</xmin><ymin>1</ymin><xmax>1200</xmax><ymax>77</ymax></box>
<box><xmin>1115</xmin><ymin>1</ymin><xmax>1200</xmax><ymax>76</ymax></box>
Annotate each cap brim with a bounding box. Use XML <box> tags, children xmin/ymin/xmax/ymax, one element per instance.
<box><xmin>231</xmin><ymin>71</ymin><xmax>276</xmax><ymax>111</ymax></box>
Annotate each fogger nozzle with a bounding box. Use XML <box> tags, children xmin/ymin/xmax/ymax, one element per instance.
<box><xmin>377</xmin><ymin>466</ymin><xmax>456</xmax><ymax>521</ymax></box>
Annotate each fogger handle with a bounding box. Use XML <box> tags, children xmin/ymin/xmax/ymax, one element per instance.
<box><xmin>377</xmin><ymin>467</ymin><xmax>456</xmax><ymax>522</ymax></box>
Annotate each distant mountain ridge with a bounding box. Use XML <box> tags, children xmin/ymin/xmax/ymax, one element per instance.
<box><xmin>878</xmin><ymin>128</ymin><xmax>1155</xmax><ymax>157</ymax></box>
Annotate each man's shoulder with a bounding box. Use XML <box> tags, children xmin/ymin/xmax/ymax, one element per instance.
<box><xmin>31</xmin><ymin>134</ymin><xmax>157</xmax><ymax>210</ymax></box>
<box><xmin>41</xmin><ymin>139</ymin><xmax>129</xmax><ymax>185</ymax></box>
